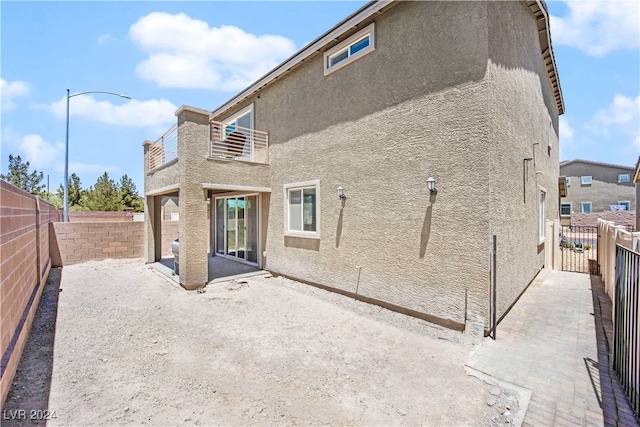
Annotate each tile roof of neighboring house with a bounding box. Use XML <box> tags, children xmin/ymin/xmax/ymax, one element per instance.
<box><xmin>560</xmin><ymin>159</ymin><xmax>635</xmax><ymax>171</ymax></box>
<box><xmin>210</xmin><ymin>0</ymin><xmax>564</xmax><ymax>119</ymax></box>
<box><xmin>634</xmin><ymin>156</ymin><xmax>640</xmax><ymax>183</ymax></box>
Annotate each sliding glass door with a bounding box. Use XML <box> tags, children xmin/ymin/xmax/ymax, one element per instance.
<box><xmin>215</xmin><ymin>195</ymin><xmax>258</xmax><ymax>264</ymax></box>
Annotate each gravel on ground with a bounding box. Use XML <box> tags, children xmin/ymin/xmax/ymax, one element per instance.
<box><xmin>3</xmin><ymin>258</ymin><xmax>523</xmax><ymax>426</ymax></box>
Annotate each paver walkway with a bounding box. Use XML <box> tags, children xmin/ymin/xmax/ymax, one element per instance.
<box><xmin>466</xmin><ymin>270</ymin><xmax>604</xmax><ymax>426</ymax></box>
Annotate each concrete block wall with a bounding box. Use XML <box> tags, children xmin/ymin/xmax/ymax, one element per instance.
<box><xmin>0</xmin><ymin>180</ymin><xmax>61</xmax><ymax>406</ymax></box>
<box><xmin>68</xmin><ymin>210</ymin><xmax>134</xmax><ymax>222</ymax></box>
<box><xmin>571</xmin><ymin>211</ymin><xmax>635</xmax><ymax>230</ymax></box>
<box><xmin>52</xmin><ymin>222</ymin><xmax>144</xmax><ymax>265</ymax></box>
<box><xmin>51</xmin><ymin>220</ymin><xmax>178</xmax><ymax>265</ymax></box>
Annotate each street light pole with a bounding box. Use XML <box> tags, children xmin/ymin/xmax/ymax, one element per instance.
<box><xmin>63</xmin><ymin>90</ymin><xmax>131</xmax><ymax>222</ymax></box>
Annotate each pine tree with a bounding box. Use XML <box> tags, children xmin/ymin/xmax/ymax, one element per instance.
<box><xmin>0</xmin><ymin>154</ymin><xmax>45</xmax><ymax>195</ymax></box>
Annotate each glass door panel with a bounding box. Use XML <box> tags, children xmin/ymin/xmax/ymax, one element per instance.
<box><xmin>246</xmin><ymin>196</ymin><xmax>258</xmax><ymax>263</ymax></box>
<box><xmin>226</xmin><ymin>199</ymin><xmax>237</xmax><ymax>257</ymax></box>
<box><xmin>216</xmin><ymin>199</ymin><xmax>225</xmax><ymax>254</ymax></box>
<box><xmin>237</xmin><ymin>197</ymin><xmax>245</xmax><ymax>259</ymax></box>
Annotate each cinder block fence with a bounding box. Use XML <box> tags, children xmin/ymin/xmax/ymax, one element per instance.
<box><xmin>1</xmin><ymin>180</ymin><xmax>178</xmax><ymax>407</ymax></box>
<box><xmin>0</xmin><ymin>181</ymin><xmax>61</xmax><ymax>405</ymax></box>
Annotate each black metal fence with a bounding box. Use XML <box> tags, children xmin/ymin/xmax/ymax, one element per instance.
<box><xmin>560</xmin><ymin>226</ymin><xmax>599</xmax><ymax>274</ymax></box>
<box><xmin>614</xmin><ymin>243</ymin><xmax>640</xmax><ymax>419</ymax></box>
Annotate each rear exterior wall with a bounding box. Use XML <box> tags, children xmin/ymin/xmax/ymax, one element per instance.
<box><xmin>213</xmin><ymin>1</ymin><xmax>492</xmax><ymax>328</ymax></box>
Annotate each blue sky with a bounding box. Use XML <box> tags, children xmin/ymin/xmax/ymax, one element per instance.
<box><xmin>1</xmin><ymin>1</ymin><xmax>639</xmax><ymax>195</ymax></box>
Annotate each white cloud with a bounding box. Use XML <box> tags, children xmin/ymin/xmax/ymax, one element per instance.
<box><xmin>1</xmin><ymin>78</ymin><xmax>30</xmax><ymax>112</ymax></box>
<box><xmin>18</xmin><ymin>134</ymin><xmax>65</xmax><ymax>170</ymax></box>
<box><xmin>68</xmin><ymin>162</ymin><xmax>120</xmax><ymax>175</ymax></box>
<box><xmin>50</xmin><ymin>96</ymin><xmax>177</xmax><ymax>128</ymax></box>
<box><xmin>97</xmin><ymin>33</ymin><xmax>115</xmax><ymax>45</ymax></box>
<box><xmin>594</xmin><ymin>94</ymin><xmax>640</xmax><ymax>125</ymax></box>
<box><xmin>559</xmin><ymin>117</ymin><xmax>574</xmax><ymax>143</ymax></box>
<box><xmin>591</xmin><ymin>93</ymin><xmax>640</xmax><ymax>153</ymax></box>
<box><xmin>550</xmin><ymin>1</ymin><xmax>640</xmax><ymax>56</ymax></box>
<box><xmin>129</xmin><ymin>12</ymin><xmax>296</xmax><ymax>91</ymax></box>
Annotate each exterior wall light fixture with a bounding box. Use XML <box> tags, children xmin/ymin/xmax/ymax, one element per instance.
<box><xmin>426</xmin><ymin>176</ymin><xmax>437</xmax><ymax>195</ymax></box>
<box><xmin>337</xmin><ymin>185</ymin><xmax>346</xmax><ymax>200</ymax></box>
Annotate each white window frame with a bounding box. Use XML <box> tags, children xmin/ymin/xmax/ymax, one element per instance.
<box><xmin>618</xmin><ymin>173</ymin><xmax>630</xmax><ymax>183</ymax></box>
<box><xmin>323</xmin><ymin>23</ymin><xmax>375</xmax><ymax>76</ymax></box>
<box><xmin>581</xmin><ymin>202</ymin><xmax>592</xmax><ymax>213</ymax></box>
<box><xmin>566</xmin><ymin>177</ymin><xmax>571</xmax><ymax>187</ymax></box>
<box><xmin>284</xmin><ymin>180</ymin><xmax>321</xmax><ymax>239</ymax></box>
<box><xmin>581</xmin><ymin>176</ymin><xmax>592</xmax><ymax>185</ymax></box>
<box><xmin>560</xmin><ymin>203</ymin><xmax>571</xmax><ymax>217</ymax></box>
<box><xmin>222</xmin><ymin>103</ymin><xmax>254</xmax><ymax>131</ymax></box>
<box><xmin>618</xmin><ymin>201</ymin><xmax>630</xmax><ymax>211</ymax></box>
<box><xmin>539</xmin><ymin>187</ymin><xmax>546</xmax><ymax>244</ymax></box>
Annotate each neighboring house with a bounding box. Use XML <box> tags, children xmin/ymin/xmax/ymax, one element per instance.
<box><xmin>559</xmin><ymin>159</ymin><xmax>635</xmax><ymax>225</ymax></box>
<box><xmin>143</xmin><ymin>0</ymin><xmax>563</xmax><ymax>333</ymax></box>
<box><xmin>635</xmin><ymin>157</ymin><xmax>640</xmax><ymax>231</ymax></box>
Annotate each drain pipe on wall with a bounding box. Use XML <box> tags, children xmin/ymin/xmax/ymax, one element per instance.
<box><xmin>492</xmin><ymin>234</ymin><xmax>497</xmax><ymax>340</ymax></box>
<box><xmin>354</xmin><ymin>265</ymin><xmax>362</xmax><ymax>299</ymax></box>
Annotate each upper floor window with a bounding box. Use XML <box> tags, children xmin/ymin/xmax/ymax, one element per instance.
<box><xmin>560</xmin><ymin>203</ymin><xmax>571</xmax><ymax>216</ymax></box>
<box><xmin>581</xmin><ymin>176</ymin><xmax>592</xmax><ymax>185</ymax></box>
<box><xmin>324</xmin><ymin>23</ymin><xmax>375</xmax><ymax>75</ymax></box>
<box><xmin>223</xmin><ymin>104</ymin><xmax>253</xmax><ymax>136</ymax></box>
<box><xmin>565</xmin><ymin>177</ymin><xmax>571</xmax><ymax>187</ymax></box>
<box><xmin>581</xmin><ymin>202</ymin><xmax>592</xmax><ymax>213</ymax></box>
<box><xmin>619</xmin><ymin>201</ymin><xmax>630</xmax><ymax>211</ymax></box>
<box><xmin>618</xmin><ymin>173</ymin><xmax>630</xmax><ymax>183</ymax></box>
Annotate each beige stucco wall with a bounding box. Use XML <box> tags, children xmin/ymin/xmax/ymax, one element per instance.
<box><xmin>146</xmin><ymin>1</ymin><xmax>562</xmax><ymax>329</ymax></box>
<box><xmin>212</xmin><ymin>1</ymin><xmax>492</xmax><ymax>327</ymax></box>
<box><xmin>487</xmin><ymin>1</ymin><xmax>560</xmax><ymax>320</ymax></box>
<box><xmin>560</xmin><ymin>162</ymin><xmax>635</xmax><ymax>213</ymax></box>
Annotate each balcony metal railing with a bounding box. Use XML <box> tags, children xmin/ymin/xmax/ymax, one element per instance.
<box><xmin>148</xmin><ymin>124</ymin><xmax>178</xmax><ymax>172</ymax></box>
<box><xmin>210</xmin><ymin>120</ymin><xmax>269</xmax><ymax>164</ymax></box>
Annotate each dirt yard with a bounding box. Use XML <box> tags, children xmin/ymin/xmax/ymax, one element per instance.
<box><xmin>4</xmin><ymin>259</ymin><xmax>523</xmax><ymax>426</ymax></box>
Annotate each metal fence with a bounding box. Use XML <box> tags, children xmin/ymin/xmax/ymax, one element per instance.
<box><xmin>148</xmin><ymin>124</ymin><xmax>178</xmax><ymax>172</ymax></box>
<box><xmin>614</xmin><ymin>243</ymin><xmax>640</xmax><ymax>419</ymax></box>
<box><xmin>210</xmin><ymin>120</ymin><xmax>269</xmax><ymax>164</ymax></box>
<box><xmin>560</xmin><ymin>226</ymin><xmax>599</xmax><ymax>273</ymax></box>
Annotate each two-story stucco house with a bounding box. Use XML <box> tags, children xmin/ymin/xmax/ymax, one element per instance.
<box><xmin>559</xmin><ymin>159</ymin><xmax>636</xmax><ymax>222</ymax></box>
<box><xmin>143</xmin><ymin>0</ymin><xmax>564</xmax><ymax>334</ymax></box>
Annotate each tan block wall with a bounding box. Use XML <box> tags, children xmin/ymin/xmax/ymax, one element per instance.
<box><xmin>52</xmin><ymin>222</ymin><xmax>144</xmax><ymax>265</ymax></box>
<box><xmin>68</xmin><ymin>211</ymin><xmax>134</xmax><ymax>222</ymax></box>
<box><xmin>571</xmin><ymin>211</ymin><xmax>636</xmax><ymax>230</ymax></box>
<box><xmin>51</xmin><ymin>220</ymin><xmax>178</xmax><ymax>265</ymax></box>
<box><xmin>0</xmin><ymin>180</ymin><xmax>61</xmax><ymax>407</ymax></box>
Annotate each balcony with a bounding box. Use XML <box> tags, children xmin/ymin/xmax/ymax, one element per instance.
<box><xmin>210</xmin><ymin>120</ymin><xmax>269</xmax><ymax>164</ymax></box>
<box><xmin>148</xmin><ymin>124</ymin><xmax>178</xmax><ymax>172</ymax></box>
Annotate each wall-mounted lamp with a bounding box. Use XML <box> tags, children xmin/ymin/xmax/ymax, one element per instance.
<box><xmin>426</xmin><ymin>176</ymin><xmax>437</xmax><ymax>195</ymax></box>
<box><xmin>337</xmin><ymin>185</ymin><xmax>346</xmax><ymax>200</ymax></box>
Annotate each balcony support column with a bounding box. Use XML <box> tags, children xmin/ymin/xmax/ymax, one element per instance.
<box><xmin>176</xmin><ymin>106</ymin><xmax>211</xmax><ymax>289</ymax></box>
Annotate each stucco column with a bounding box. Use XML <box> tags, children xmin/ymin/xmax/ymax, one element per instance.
<box><xmin>176</xmin><ymin>106</ymin><xmax>211</xmax><ymax>289</ymax></box>
<box><xmin>143</xmin><ymin>194</ymin><xmax>162</xmax><ymax>262</ymax></box>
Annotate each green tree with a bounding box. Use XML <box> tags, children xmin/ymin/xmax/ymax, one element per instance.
<box><xmin>0</xmin><ymin>154</ymin><xmax>45</xmax><ymax>195</ymax></box>
<box><xmin>57</xmin><ymin>173</ymin><xmax>85</xmax><ymax>209</ymax></box>
<box><xmin>83</xmin><ymin>172</ymin><xmax>121</xmax><ymax>211</ymax></box>
<box><xmin>118</xmin><ymin>174</ymin><xmax>144</xmax><ymax>212</ymax></box>
<box><xmin>39</xmin><ymin>191</ymin><xmax>63</xmax><ymax>208</ymax></box>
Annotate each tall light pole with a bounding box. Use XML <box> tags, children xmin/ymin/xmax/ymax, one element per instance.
<box><xmin>64</xmin><ymin>90</ymin><xmax>130</xmax><ymax>222</ymax></box>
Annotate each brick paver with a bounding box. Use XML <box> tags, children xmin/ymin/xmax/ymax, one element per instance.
<box><xmin>466</xmin><ymin>270</ymin><xmax>604</xmax><ymax>426</ymax></box>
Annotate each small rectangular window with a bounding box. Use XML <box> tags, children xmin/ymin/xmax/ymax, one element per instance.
<box><xmin>566</xmin><ymin>177</ymin><xmax>571</xmax><ymax>187</ymax></box>
<box><xmin>619</xmin><ymin>201</ymin><xmax>630</xmax><ymax>211</ymax></box>
<box><xmin>581</xmin><ymin>176</ymin><xmax>592</xmax><ymax>185</ymax></box>
<box><xmin>539</xmin><ymin>188</ymin><xmax>546</xmax><ymax>242</ymax></box>
<box><xmin>284</xmin><ymin>180</ymin><xmax>320</xmax><ymax>238</ymax></box>
<box><xmin>561</xmin><ymin>203</ymin><xmax>571</xmax><ymax>216</ymax></box>
<box><xmin>618</xmin><ymin>173</ymin><xmax>630</xmax><ymax>183</ymax></box>
<box><xmin>581</xmin><ymin>202</ymin><xmax>592</xmax><ymax>213</ymax></box>
<box><xmin>324</xmin><ymin>23</ymin><xmax>375</xmax><ymax>75</ymax></box>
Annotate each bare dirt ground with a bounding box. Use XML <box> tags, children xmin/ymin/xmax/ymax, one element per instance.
<box><xmin>4</xmin><ymin>259</ymin><xmax>523</xmax><ymax>426</ymax></box>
